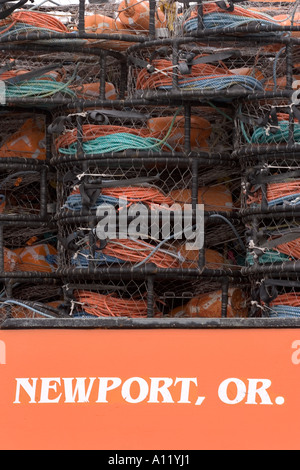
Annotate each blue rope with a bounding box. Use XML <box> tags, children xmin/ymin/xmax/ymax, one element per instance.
<box><xmin>159</xmin><ymin>75</ymin><xmax>264</xmax><ymax>93</ymax></box>
<box><xmin>270</xmin><ymin>305</ymin><xmax>300</xmax><ymax>318</ymax></box>
<box><xmin>63</xmin><ymin>193</ymin><xmax>119</xmax><ymax>211</ymax></box>
<box><xmin>72</xmin><ymin>248</ymin><xmax>126</xmax><ymax>268</ymax></box>
<box><xmin>183</xmin><ymin>12</ymin><xmax>277</xmax><ymax>34</ymax></box>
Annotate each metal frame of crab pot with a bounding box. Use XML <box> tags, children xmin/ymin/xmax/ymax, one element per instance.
<box><xmin>126</xmin><ymin>33</ymin><xmax>298</xmax><ymax>102</ymax></box>
<box><xmin>0</xmin><ymin>0</ymin><xmax>161</xmax><ymax>42</ymax></box>
<box><xmin>0</xmin><ymin>42</ymin><xmax>129</xmax><ymax>108</ymax></box>
<box><xmin>49</xmin><ymin>271</ymin><xmax>249</xmax><ymax>318</ymax></box>
<box><xmin>232</xmin><ymin>96</ymin><xmax>300</xmax><ymax>158</ymax></box>
<box><xmin>52</xmin><ymin>134</ymin><xmax>244</xmax><ymax>275</ymax></box>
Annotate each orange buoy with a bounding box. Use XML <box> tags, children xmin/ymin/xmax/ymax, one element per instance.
<box><xmin>274</xmin><ymin>12</ymin><xmax>300</xmax><ymax>37</ymax></box>
<box><xmin>178</xmin><ymin>288</ymin><xmax>248</xmax><ymax>318</ymax></box>
<box><xmin>84</xmin><ymin>13</ymin><xmax>118</xmax><ymax>34</ymax></box>
<box><xmin>84</xmin><ymin>13</ymin><xmax>137</xmax><ymax>50</ymax></box>
<box><xmin>75</xmin><ymin>82</ymin><xmax>117</xmax><ymax>100</ymax></box>
<box><xmin>179</xmin><ymin>246</ymin><xmax>227</xmax><ymax>269</ymax></box>
<box><xmin>117</xmin><ymin>0</ymin><xmax>166</xmax><ymax>32</ymax></box>
<box><xmin>0</xmin><ymin>118</ymin><xmax>46</xmax><ymax>160</ymax></box>
<box><xmin>170</xmin><ymin>185</ymin><xmax>233</xmax><ymax>212</ymax></box>
<box><xmin>147</xmin><ymin>115</ymin><xmax>211</xmax><ymax>150</ymax></box>
<box><xmin>15</xmin><ymin>244</ymin><xmax>57</xmax><ymax>273</ymax></box>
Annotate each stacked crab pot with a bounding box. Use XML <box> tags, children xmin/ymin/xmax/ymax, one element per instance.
<box><xmin>0</xmin><ymin>0</ymin><xmax>299</xmax><ymax>323</ymax></box>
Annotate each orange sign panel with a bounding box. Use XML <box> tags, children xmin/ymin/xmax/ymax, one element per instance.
<box><xmin>1</xmin><ymin>328</ymin><xmax>300</xmax><ymax>450</ymax></box>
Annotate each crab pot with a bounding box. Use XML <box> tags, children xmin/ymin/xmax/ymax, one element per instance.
<box><xmin>0</xmin><ymin>221</ymin><xmax>58</xmax><ymax>278</ymax></box>
<box><xmin>233</xmin><ymin>97</ymin><xmax>300</xmax><ymax>156</ymax></box>
<box><xmin>49</xmin><ymin>102</ymin><xmax>235</xmax><ymax>161</ymax></box>
<box><xmin>126</xmin><ymin>35</ymin><xmax>297</xmax><ymax>102</ymax></box>
<box><xmin>59</xmin><ymin>274</ymin><xmax>250</xmax><ymax>319</ymax></box>
<box><xmin>0</xmin><ymin>0</ymin><xmax>170</xmax><ymax>45</ymax></box>
<box><xmin>177</xmin><ymin>0</ymin><xmax>300</xmax><ymax>36</ymax></box>
<box><xmin>241</xmin><ymin>209</ymin><xmax>300</xmax><ymax>275</ymax></box>
<box><xmin>238</xmin><ymin>151</ymin><xmax>300</xmax><ymax>213</ymax></box>
<box><xmin>0</xmin><ymin>277</ymin><xmax>65</xmax><ymax>323</ymax></box>
<box><xmin>250</xmin><ymin>274</ymin><xmax>300</xmax><ymax>318</ymax></box>
<box><xmin>0</xmin><ymin>45</ymin><xmax>126</xmax><ymax>108</ymax></box>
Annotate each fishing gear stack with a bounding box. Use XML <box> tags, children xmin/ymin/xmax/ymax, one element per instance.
<box><xmin>1</xmin><ymin>0</ymin><xmax>299</xmax><ymax>324</ymax></box>
<box><xmin>46</xmin><ymin>0</ymin><xmax>248</xmax><ymax>321</ymax></box>
<box><xmin>228</xmin><ymin>1</ymin><xmax>300</xmax><ymax>318</ymax></box>
<box><xmin>0</xmin><ymin>103</ymin><xmax>61</xmax><ymax>320</ymax></box>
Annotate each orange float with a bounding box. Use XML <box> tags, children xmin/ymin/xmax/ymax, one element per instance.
<box><xmin>179</xmin><ymin>246</ymin><xmax>227</xmax><ymax>269</ymax></box>
<box><xmin>75</xmin><ymin>82</ymin><xmax>117</xmax><ymax>100</ymax></box>
<box><xmin>117</xmin><ymin>0</ymin><xmax>166</xmax><ymax>32</ymax></box>
<box><xmin>170</xmin><ymin>185</ymin><xmax>233</xmax><ymax>212</ymax></box>
<box><xmin>85</xmin><ymin>14</ymin><xmax>118</xmax><ymax>34</ymax></box>
<box><xmin>84</xmin><ymin>13</ymin><xmax>137</xmax><ymax>50</ymax></box>
<box><xmin>147</xmin><ymin>115</ymin><xmax>211</xmax><ymax>150</ymax></box>
<box><xmin>0</xmin><ymin>118</ymin><xmax>46</xmax><ymax>160</ymax></box>
<box><xmin>274</xmin><ymin>12</ymin><xmax>300</xmax><ymax>37</ymax></box>
<box><xmin>170</xmin><ymin>288</ymin><xmax>248</xmax><ymax>318</ymax></box>
<box><xmin>14</xmin><ymin>244</ymin><xmax>57</xmax><ymax>273</ymax></box>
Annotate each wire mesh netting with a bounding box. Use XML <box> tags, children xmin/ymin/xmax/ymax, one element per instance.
<box><xmin>0</xmin><ymin>0</ymin><xmax>299</xmax><ymax>325</ymax></box>
<box><xmin>250</xmin><ymin>275</ymin><xmax>300</xmax><ymax>317</ymax></box>
<box><xmin>50</xmin><ymin>103</ymin><xmax>235</xmax><ymax>158</ymax></box>
<box><xmin>177</xmin><ymin>0</ymin><xmax>300</xmax><ymax>35</ymax></box>
<box><xmin>0</xmin><ymin>0</ymin><xmax>172</xmax><ymax>46</ymax></box>
<box><xmin>0</xmin><ymin>222</ymin><xmax>57</xmax><ymax>277</ymax></box>
<box><xmin>234</xmin><ymin>98</ymin><xmax>300</xmax><ymax>155</ymax></box>
<box><xmin>57</xmin><ymin>276</ymin><xmax>250</xmax><ymax>318</ymax></box>
<box><xmin>127</xmin><ymin>37</ymin><xmax>299</xmax><ymax>100</ymax></box>
<box><xmin>0</xmin><ymin>47</ymin><xmax>126</xmax><ymax>107</ymax></box>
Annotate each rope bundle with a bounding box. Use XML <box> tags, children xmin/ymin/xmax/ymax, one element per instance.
<box><xmin>73</xmin><ymin>290</ymin><xmax>161</xmax><ymax>318</ymax></box>
<box><xmin>136</xmin><ymin>56</ymin><xmax>264</xmax><ymax>93</ymax></box>
<box><xmin>63</xmin><ymin>185</ymin><xmax>175</xmax><ymax>211</ymax></box>
<box><xmin>247</xmin><ymin>181</ymin><xmax>300</xmax><ymax>207</ymax></box>
<box><xmin>72</xmin><ymin>238</ymin><xmax>181</xmax><ymax>269</ymax></box>
<box><xmin>0</xmin><ymin>10</ymin><xmax>69</xmax><ymax>40</ymax></box>
<box><xmin>269</xmin><ymin>293</ymin><xmax>300</xmax><ymax>317</ymax></box>
<box><xmin>183</xmin><ymin>4</ymin><xmax>277</xmax><ymax>34</ymax></box>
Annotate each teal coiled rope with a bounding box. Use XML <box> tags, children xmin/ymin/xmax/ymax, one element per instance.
<box><xmin>59</xmin><ymin>132</ymin><xmax>174</xmax><ymax>156</ymax></box>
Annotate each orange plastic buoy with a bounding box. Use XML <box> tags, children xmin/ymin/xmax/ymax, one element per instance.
<box><xmin>84</xmin><ymin>13</ymin><xmax>136</xmax><ymax>50</ymax></box>
<box><xmin>84</xmin><ymin>14</ymin><xmax>118</xmax><ymax>34</ymax></box>
<box><xmin>117</xmin><ymin>0</ymin><xmax>166</xmax><ymax>32</ymax></box>
<box><xmin>15</xmin><ymin>244</ymin><xmax>57</xmax><ymax>273</ymax></box>
<box><xmin>176</xmin><ymin>288</ymin><xmax>248</xmax><ymax>318</ymax></box>
<box><xmin>75</xmin><ymin>82</ymin><xmax>117</xmax><ymax>100</ymax></box>
<box><xmin>0</xmin><ymin>118</ymin><xmax>46</xmax><ymax>160</ymax></box>
<box><xmin>179</xmin><ymin>246</ymin><xmax>227</xmax><ymax>269</ymax></box>
<box><xmin>147</xmin><ymin>115</ymin><xmax>211</xmax><ymax>150</ymax></box>
<box><xmin>274</xmin><ymin>12</ymin><xmax>300</xmax><ymax>37</ymax></box>
<box><xmin>170</xmin><ymin>185</ymin><xmax>233</xmax><ymax>212</ymax></box>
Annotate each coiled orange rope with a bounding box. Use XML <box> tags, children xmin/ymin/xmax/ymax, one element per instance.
<box><xmin>136</xmin><ymin>56</ymin><xmax>233</xmax><ymax>90</ymax></box>
<box><xmin>100</xmin><ymin>238</ymin><xmax>181</xmax><ymax>268</ymax></box>
<box><xmin>247</xmin><ymin>181</ymin><xmax>300</xmax><ymax>206</ymax></box>
<box><xmin>69</xmin><ymin>185</ymin><xmax>175</xmax><ymax>209</ymax></box>
<box><xmin>0</xmin><ymin>10</ymin><xmax>69</xmax><ymax>35</ymax></box>
<box><xmin>56</xmin><ymin>124</ymin><xmax>152</xmax><ymax>151</ymax></box>
<box><xmin>74</xmin><ymin>290</ymin><xmax>160</xmax><ymax>317</ymax></box>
